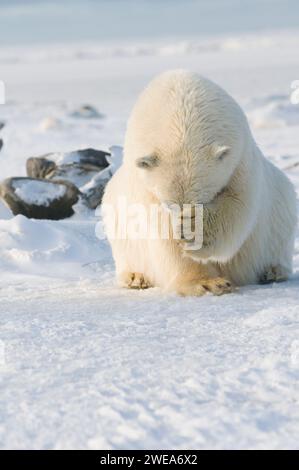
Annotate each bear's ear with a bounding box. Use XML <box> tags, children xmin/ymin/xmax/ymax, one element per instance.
<box><xmin>136</xmin><ymin>155</ymin><xmax>159</xmax><ymax>169</ymax></box>
<box><xmin>214</xmin><ymin>145</ymin><xmax>230</xmax><ymax>161</ymax></box>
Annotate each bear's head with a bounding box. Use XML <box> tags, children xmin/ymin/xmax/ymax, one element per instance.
<box><xmin>124</xmin><ymin>70</ymin><xmax>252</xmax><ymax>206</ymax></box>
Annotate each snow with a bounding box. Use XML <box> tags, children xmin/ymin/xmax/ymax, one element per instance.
<box><xmin>0</xmin><ymin>80</ymin><xmax>4</xmax><ymax>104</ymax></box>
<box><xmin>0</xmin><ymin>26</ymin><xmax>299</xmax><ymax>449</ymax></box>
<box><xmin>247</xmin><ymin>94</ymin><xmax>299</xmax><ymax>129</ymax></box>
<box><xmin>13</xmin><ymin>179</ymin><xmax>66</xmax><ymax>206</ymax></box>
<box><xmin>0</xmin><ymin>199</ymin><xmax>11</xmax><ymax>220</ymax></box>
<box><xmin>1</xmin><ymin>31</ymin><xmax>298</xmax><ymax>64</ymax></box>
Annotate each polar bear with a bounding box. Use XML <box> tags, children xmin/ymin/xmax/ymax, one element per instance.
<box><xmin>102</xmin><ymin>70</ymin><xmax>297</xmax><ymax>296</ymax></box>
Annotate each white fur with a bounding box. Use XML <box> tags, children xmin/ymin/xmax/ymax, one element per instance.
<box><xmin>103</xmin><ymin>70</ymin><xmax>297</xmax><ymax>295</ymax></box>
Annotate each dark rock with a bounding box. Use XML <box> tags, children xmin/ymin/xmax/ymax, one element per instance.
<box><xmin>79</xmin><ymin>146</ymin><xmax>123</xmax><ymax>209</ymax></box>
<box><xmin>70</xmin><ymin>105</ymin><xmax>104</xmax><ymax>119</ymax></box>
<box><xmin>0</xmin><ymin>139</ymin><xmax>3</xmax><ymax>152</ymax></box>
<box><xmin>64</xmin><ymin>148</ymin><xmax>110</xmax><ymax>168</ymax></box>
<box><xmin>0</xmin><ymin>177</ymin><xmax>80</xmax><ymax>220</ymax></box>
<box><xmin>26</xmin><ymin>148</ymin><xmax>111</xmax><ymax>187</ymax></box>
<box><xmin>23</xmin><ymin>148</ymin><xmax>114</xmax><ymax>210</ymax></box>
<box><xmin>26</xmin><ymin>157</ymin><xmax>57</xmax><ymax>179</ymax></box>
<box><xmin>81</xmin><ymin>178</ymin><xmax>110</xmax><ymax>209</ymax></box>
<box><xmin>0</xmin><ymin>122</ymin><xmax>5</xmax><ymax>131</ymax></box>
<box><xmin>50</xmin><ymin>164</ymin><xmax>96</xmax><ymax>187</ymax></box>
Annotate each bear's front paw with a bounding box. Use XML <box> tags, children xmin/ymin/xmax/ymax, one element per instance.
<box><xmin>119</xmin><ymin>271</ymin><xmax>152</xmax><ymax>289</ymax></box>
<box><xmin>177</xmin><ymin>277</ymin><xmax>234</xmax><ymax>297</ymax></box>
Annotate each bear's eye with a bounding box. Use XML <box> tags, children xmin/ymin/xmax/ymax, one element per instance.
<box><xmin>136</xmin><ymin>155</ymin><xmax>159</xmax><ymax>169</ymax></box>
<box><xmin>215</xmin><ymin>146</ymin><xmax>230</xmax><ymax>161</ymax></box>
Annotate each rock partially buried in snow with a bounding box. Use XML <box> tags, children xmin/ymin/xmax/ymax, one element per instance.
<box><xmin>80</xmin><ymin>176</ymin><xmax>110</xmax><ymax>209</ymax></box>
<box><xmin>80</xmin><ymin>146</ymin><xmax>123</xmax><ymax>208</ymax></box>
<box><xmin>27</xmin><ymin>148</ymin><xmax>111</xmax><ymax>187</ymax></box>
<box><xmin>57</xmin><ymin>148</ymin><xmax>110</xmax><ymax>168</ymax></box>
<box><xmin>26</xmin><ymin>157</ymin><xmax>57</xmax><ymax>179</ymax></box>
<box><xmin>69</xmin><ymin>104</ymin><xmax>104</xmax><ymax>120</ymax></box>
<box><xmin>23</xmin><ymin>147</ymin><xmax>122</xmax><ymax>211</ymax></box>
<box><xmin>0</xmin><ymin>139</ymin><xmax>3</xmax><ymax>153</ymax></box>
<box><xmin>0</xmin><ymin>177</ymin><xmax>80</xmax><ymax>220</ymax></box>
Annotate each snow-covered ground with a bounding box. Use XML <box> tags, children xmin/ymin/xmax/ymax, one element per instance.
<box><xmin>0</xmin><ymin>26</ymin><xmax>299</xmax><ymax>449</ymax></box>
